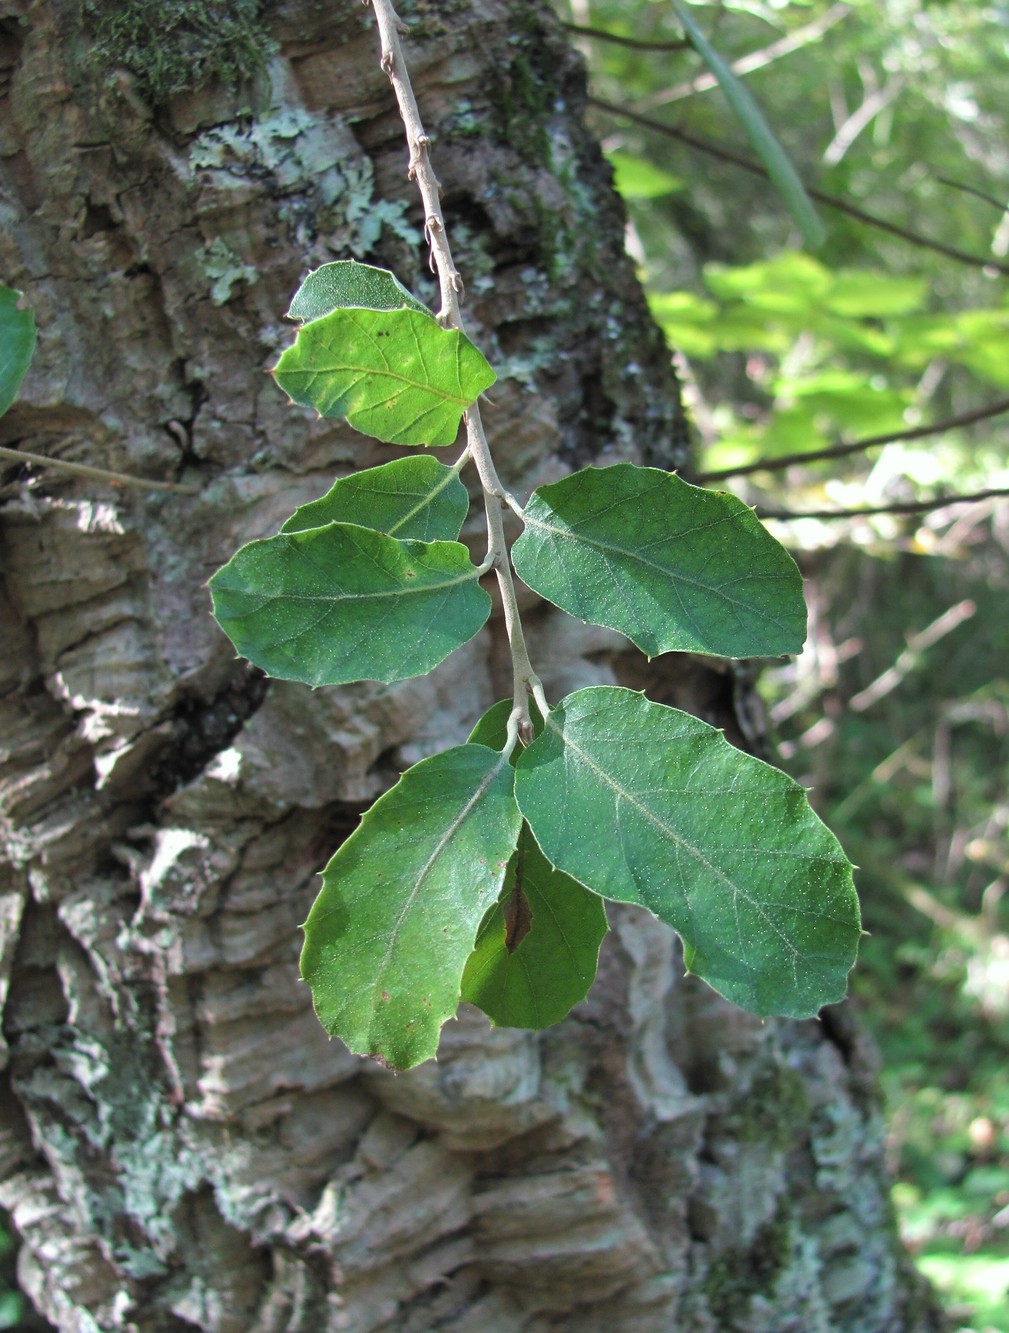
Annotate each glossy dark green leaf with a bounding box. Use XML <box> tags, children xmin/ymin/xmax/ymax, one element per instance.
<box><xmin>287</xmin><ymin>259</ymin><xmax>432</xmax><ymax>323</ymax></box>
<box><xmin>209</xmin><ymin>524</ymin><xmax>490</xmax><ymax>686</ymax></box>
<box><xmin>301</xmin><ymin>744</ymin><xmax>522</xmax><ymax>1069</ymax></box>
<box><xmin>512</xmin><ymin>463</ymin><xmax>806</xmax><ymax>659</ymax></box>
<box><xmin>461</xmin><ymin>825</ymin><xmax>607</xmax><ymax>1029</ymax></box>
<box><xmin>273</xmin><ymin>306</ymin><xmax>495</xmax><ymax>447</ymax></box>
<box><xmin>0</xmin><ymin>284</ymin><xmax>36</xmax><ymax>418</ymax></box>
<box><xmin>514</xmin><ymin>686</ymin><xmax>860</xmax><ymax>1019</ymax></box>
<box><xmin>281</xmin><ymin>455</ymin><xmax>469</xmax><ymax>542</ymax></box>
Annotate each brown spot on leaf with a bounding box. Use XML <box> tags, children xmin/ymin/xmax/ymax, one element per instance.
<box><xmin>503</xmin><ymin>887</ymin><xmax>532</xmax><ymax>953</ymax></box>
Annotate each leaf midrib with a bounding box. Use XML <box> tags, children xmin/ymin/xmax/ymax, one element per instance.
<box><xmin>522</xmin><ymin>507</ymin><xmax>791</xmax><ymax>614</ymax></box>
<box><xmin>373</xmin><ymin>750</ymin><xmax>514</xmax><ymax>1011</ymax></box>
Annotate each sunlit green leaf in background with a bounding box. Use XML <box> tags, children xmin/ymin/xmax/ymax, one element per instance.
<box><xmin>605</xmin><ymin>149</ymin><xmax>682</xmax><ymax>199</ymax></box>
<box><xmin>0</xmin><ymin>284</ymin><xmax>36</xmax><ymax>419</ymax></box>
<box><xmin>280</xmin><ymin>455</ymin><xmax>470</xmax><ymax>542</ymax></box>
<box><xmin>515</xmin><ymin>686</ymin><xmax>860</xmax><ymax>1018</ymax></box>
<box><xmin>301</xmin><ymin>744</ymin><xmax>522</xmax><ymax>1069</ymax></box>
<box><xmin>461</xmin><ymin>827</ymin><xmax>608</xmax><ymax>1029</ymax></box>
<box><xmin>273</xmin><ymin>306</ymin><xmax>496</xmax><ymax>447</ymax></box>
<box><xmin>704</xmin><ymin>253</ymin><xmax>833</xmax><ymax>311</ymax></box>
<box><xmin>825</xmin><ymin>269</ymin><xmax>928</xmax><ymax>318</ymax></box>
<box><xmin>512</xmin><ymin>463</ymin><xmax>806</xmax><ymax>659</ymax></box>
<box><xmin>209</xmin><ymin>524</ymin><xmax>490</xmax><ymax>686</ymax></box>
<box><xmin>287</xmin><ymin>259</ymin><xmax>433</xmax><ymax>323</ymax></box>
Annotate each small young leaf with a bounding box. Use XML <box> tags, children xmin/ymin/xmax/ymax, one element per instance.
<box><xmin>461</xmin><ymin>826</ymin><xmax>607</xmax><ymax>1029</ymax></box>
<box><xmin>0</xmin><ymin>284</ymin><xmax>36</xmax><ymax>419</ymax></box>
<box><xmin>466</xmin><ymin>696</ymin><xmax>544</xmax><ymax>750</ymax></box>
<box><xmin>288</xmin><ymin>259</ymin><xmax>433</xmax><ymax>323</ymax></box>
<box><xmin>209</xmin><ymin>524</ymin><xmax>490</xmax><ymax>686</ymax></box>
<box><xmin>512</xmin><ymin>463</ymin><xmax>806</xmax><ymax>660</ymax></box>
<box><xmin>273</xmin><ymin>306</ymin><xmax>496</xmax><ymax>447</ymax></box>
<box><xmin>514</xmin><ymin>686</ymin><xmax>860</xmax><ymax>1019</ymax></box>
<box><xmin>301</xmin><ymin>744</ymin><xmax>522</xmax><ymax>1069</ymax></box>
<box><xmin>281</xmin><ymin>455</ymin><xmax>469</xmax><ymax>542</ymax></box>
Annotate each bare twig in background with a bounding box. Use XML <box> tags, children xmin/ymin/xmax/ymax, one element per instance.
<box><xmin>936</xmin><ymin>177</ymin><xmax>1008</xmax><ymax>212</ymax></box>
<box><xmin>758</xmin><ymin>487</ymin><xmax>1009</xmax><ymax>521</ymax></box>
<box><xmin>590</xmin><ymin>97</ymin><xmax>1009</xmax><ymax>277</ymax></box>
<box><xmin>695</xmin><ymin>395</ymin><xmax>1009</xmax><ymax>482</ymax></box>
<box><xmin>823</xmin><ymin>72</ymin><xmax>904</xmax><ymax>166</ymax></box>
<box><xmin>563</xmin><ymin>22</ymin><xmax>689</xmax><ymax>53</ymax></box>
<box><xmin>849</xmin><ymin>599</ymin><xmax>976</xmax><ymax>712</ymax></box>
<box><xmin>642</xmin><ymin>3</ymin><xmax>851</xmax><ymax>108</ymax></box>
<box><xmin>0</xmin><ymin>444</ymin><xmax>199</xmax><ymax>494</ymax></box>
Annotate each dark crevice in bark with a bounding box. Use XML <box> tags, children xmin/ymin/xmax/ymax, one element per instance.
<box><xmin>144</xmin><ymin>661</ymin><xmax>269</xmax><ymax>797</ymax></box>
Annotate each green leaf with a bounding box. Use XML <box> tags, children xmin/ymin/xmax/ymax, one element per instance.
<box><xmin>670</xmin><ymin>0</ymin><xmax>825</xmax><ymax>250</ymax></box>
<box><xmin>209</xmin><ymin>524</ymin><xmax>490</xmax><ymax>686</ymax></box>
<box><xmin>273</xmin><ymin>306</ymin><xmax>496</xmax><ymax>447</ymax></box>
<box><xmin>0</xmin><ymin>284</ymin><xmax>36</xmax><ymax>419</ymax></box>
<box><xmin>606</xmin><ymin>150</ymin><xmax>682</xmax><ymax>200</ymax></box>
<box><xmin>514</xmin><ymin>687</ymin><xmax>860</xmax><ymax>1018</ymax></box>
<box><xmin>825</xmin><ymin>269</ymin><xmax>928</xmax><ymax>319</ymax></box>
<box><xmin>281</xmin><ymin>455</ymin><xmax>470</xmax><ymax>542</ymax></box>
<box><xmin>461</xmin><ymin>827</ymin><xmax>608</xmax><ymax>1029</ymax></box>
<box><xmin>301</xmin><ymin>744</ymin><xmax>522</xmax><ymax>1069</ymax></box>
<box><xmin>511</xmin><ymin>463</ymin><xmax>806</xmax><ymax>659</ymax></box>
<box><xmin>287</xmin><ymin>259</ymin><xmax>433</xmax><ymax>323</ymax></box>
<box><xmin>704</xmin><ymin>253</ymin><xmax>831</xmax><ymax>310</ymax></box>
<box><xmin>462</xmin><ymin>699</ymin><xmax>602</xmax><ymax>1027</ymax></box>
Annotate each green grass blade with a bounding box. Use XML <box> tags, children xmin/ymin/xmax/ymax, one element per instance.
<box><xmin>670</xmin><ymin>0</ymin><xmax>826</xmax><ymax>250</ymax></box>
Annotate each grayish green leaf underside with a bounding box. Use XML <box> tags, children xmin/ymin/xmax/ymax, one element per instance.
<box><xmin>301</xmin><ymin>744</ymin><xmax>522</xmax><ymax>1069</ymax></box>
<box><xmin>461</xmin><ymin>827</ymin><xmax>607</xmax><ymax>1029</ymax></box>
<box><xmin>273</xmin><ymin>306</ymin><xmax>496</xmax><ymax>447</ymax></box>
<box><xmin>281</xmin><ymin>455</ymin><xmax>469</xmax><ymax>542</ymax></box>
<box><xmin>209</xmin><ymin>524</ymin><xmax>489</xmax><ymax>686</ymax></box>
<box><xmin>0</xmin><ymin>284</ymin><xmax>36</xmax><ymax>419</ymax></box>
<box><xmin>512</xmin><ymin>463</ymin><xmax>806</xmax><ymax>659</ymax></box>
<box><xmin>287</xmin><ymin>259</ymin><xmax>432</xmax><ymax>323</ymax></box>
<box><xmin>515</xmin><ymin>686</ymin><xmax>860</xmax><ymax>1018</ymax></box>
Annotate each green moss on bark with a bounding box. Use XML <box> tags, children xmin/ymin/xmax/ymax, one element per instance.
<box><xmin>84</xmin><ymin>0</ymin><xmax>273</xmax><ymax>103</ymax></box>
<box><xmin>703</xmin><ymin>1201</ymin><xmax>797</xmax><ymax>1323</ymax></box>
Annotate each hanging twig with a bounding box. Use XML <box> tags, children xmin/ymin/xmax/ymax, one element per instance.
<box><xmin>589</xmin><ymin>97</ymin><xmax>1009</xmax><ymax>278</ymax></box>
<box><xmin>695</xmin><ymin>395</ymin><xmax>1009</xmax><ymax>482</ymax></box>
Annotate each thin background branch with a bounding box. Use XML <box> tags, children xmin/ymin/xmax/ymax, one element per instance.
<box><xmin>758</xmin><ymin>487</ymin><xmax>1009</xmax><ymax>521</ymax></box>
<box><xmin>695</xmin><ymin>395</ymin><xmax>1009</xmax><ymax>481</ymax></box>
<box><xmin>590</xmin><ymin>97</ymin><xmax>1009</xmax><ymax>277</ymax></box>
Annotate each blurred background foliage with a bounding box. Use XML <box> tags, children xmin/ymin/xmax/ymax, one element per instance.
<box><xmin>554</xmin><ymin>0</ymin><xmax>1009</xmax><ymax>1326</ymax></box>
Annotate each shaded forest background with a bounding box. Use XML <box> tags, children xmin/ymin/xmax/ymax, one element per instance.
<box><xmin>558</xmin><ymin>0</ymin><xmax>1009</xmax><ymax>1327</ymax></box>
<box><xmin>1</xmin><ymin>0</ymin><xmax>1008</xmax><ymax>1328</ymax></box>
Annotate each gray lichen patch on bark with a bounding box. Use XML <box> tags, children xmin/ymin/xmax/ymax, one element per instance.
<box><xmin>0</xmin><ymin>1</ymin><xmax>941</xmax><ymax>1329</ymax></box>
